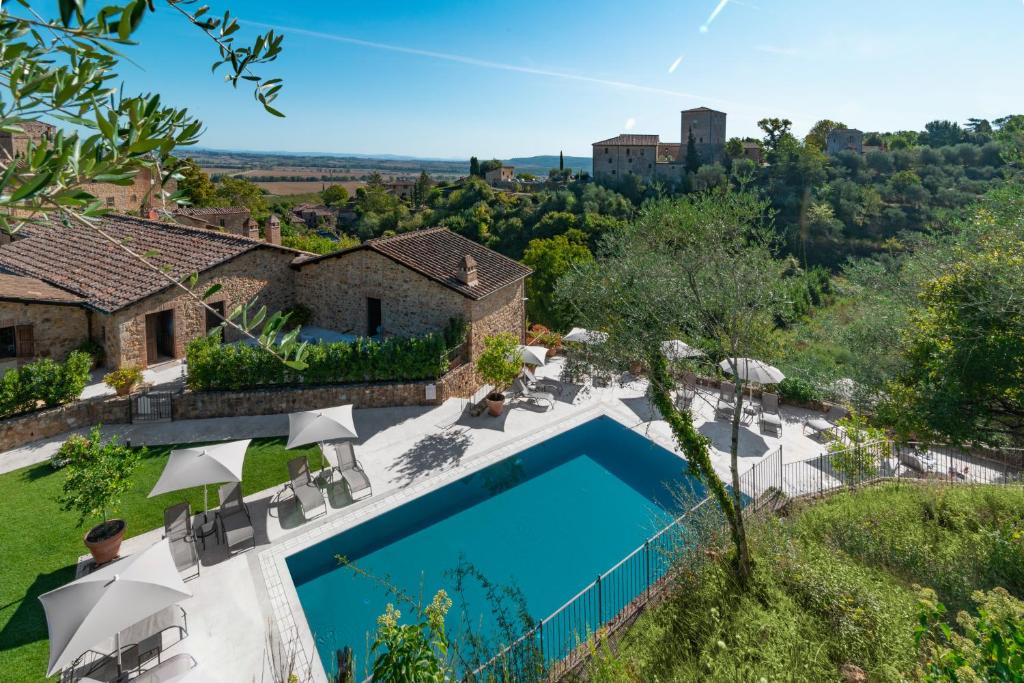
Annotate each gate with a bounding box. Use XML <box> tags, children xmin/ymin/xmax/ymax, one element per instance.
<box><xmin>131</xmin><ymin>389</ymin><xmax>173</xmax><ymax>423</ymax></box>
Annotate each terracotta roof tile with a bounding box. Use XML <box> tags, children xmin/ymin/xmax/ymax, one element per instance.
<box><xmin>0</xmin><ymin>274</ymin><xmax>83</xmax><ymax>304</ymax></box>
<box><xmin>593</xmin><ymin>134</ymin><xmax>661</xmax><ymax>147</ymax></box>
<box><xmin>298</xmin><ymin>228</ymin><xmax>532</xmax><ymax>300</ymax></box>
<box><xmin>0</xmin><ymin>214</ymin><xmax>272</xmax><ymax>312</ymax></box>
<box><xmin>172</xmin><ymin>206</ymin><xmax>251</xmax><ymax>217</ymax></box>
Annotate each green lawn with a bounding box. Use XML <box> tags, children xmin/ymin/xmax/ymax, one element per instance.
<box><xmin>583</xmin><ymin>483</ymin><xmax>1024</xmax><ymax>683</ymax></box>
<box><xmin>0</xmin><ymin>437</ymin><xmax>323</xmax><ymax>682</ymax></box>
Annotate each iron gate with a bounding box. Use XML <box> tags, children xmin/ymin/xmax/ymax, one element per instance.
<box><xmin>131</xmin><ymin>390</ymin><xmax>173</xmax><ymax>423</ymax></box>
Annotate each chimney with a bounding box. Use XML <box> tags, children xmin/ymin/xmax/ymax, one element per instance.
<box><xmin>457</xmin><ymin>254</ymin><xmax>479</xmax><ymax>287</ymax></box>
<box><xmin>265</xmin><ymin>215</ymin><xmax>281</xmax><ymax>246</ymax></box>
<box><xmin>245</xmin><ymin>217</ymin><xmax>260</xmax><ymax>239</ymax></box>
<box><xmin>146</xmin><ymin>207</ymin><xmax>159</xmax><ymax>221</ymax></box>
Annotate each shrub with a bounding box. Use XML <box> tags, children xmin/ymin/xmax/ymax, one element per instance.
<box><xmin>0</xmin><ymin>351</ymin><xmax>92</xmax><ymax>417</ymax></box>
<box><xmin>74</xmin><ymin>339</ymin><xmax>105</xmax><ymax>367</ymax></box>
<box><xmin>57</xmin><ymin>426</ymin><xmax>141</xmax><ymax>527</ymax></box>
<box><xmin>103</xmin><ymin>366</ymin><xmax>143</xmax><ymax>394</ymax></box>
<box><xmin>186</xmin><ymin>329</ymin><xmax>457</xmax><ymax>391</ymax></box>
<box><xmin>778</xmin><ymin>376</ymin><xmax>821</xmax><ymax>403</ymax></box>
<box><xmin>475</xmin><ymin>333</ymin><xmax>522</xmax><ymax>394</ymax></box>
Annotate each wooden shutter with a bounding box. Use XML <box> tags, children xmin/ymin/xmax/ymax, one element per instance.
<box><xmin>15</xmin><ymin>325</ymin><xmax>33</xmax><ymax>358</ymax></box>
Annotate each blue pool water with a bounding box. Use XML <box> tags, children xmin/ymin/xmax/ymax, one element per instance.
<box><xmin>286</xmin><ymin>415</ymin><xmax>705</xmax><ymax>674</ymax></box>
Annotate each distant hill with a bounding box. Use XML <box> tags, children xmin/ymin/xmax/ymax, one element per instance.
<box><xmin>506</xmin><ymin>155</ymin><xmax>591</xmax><ymax>175</ymax></box>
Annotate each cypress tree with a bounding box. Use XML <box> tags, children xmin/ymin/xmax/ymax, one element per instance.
<box><xmin>685</xmin><ymin>128</ymin><xmax>702</xmax><ymax>174</ymax></box>
<box><xmin>559</xmin><ymin>150</ymin><xmax>564</xmax><ymax>171</ymax></box>
<box><xmin>469</xmin><ymin>156</ymin><xmax>480</xmax><ymax>177</ymax></box>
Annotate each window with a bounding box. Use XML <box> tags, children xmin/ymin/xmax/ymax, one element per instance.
<box><xmin>611</xmin><ymin>170</ymin><xmax>616</xmax><ymax>175</ymax></box>
<box><xmin>626</xmin><ymin>148</ymin><xmax>630</xmax><ymax>155</ymax></box>
<box><xmin>608</xmin><ymin>158</ymin><xmax>613</xmax><ymax>164</ymax></box>
<box><xmin>0</xmin><ymin>327</ymin><xmax>15</xmax><ymax>358</ymax></box>
<box><xmin>105</xmin><ymin>197</ymin><xmax>115</xmax><ymax>207</ymax></box>
<box><xmin>219</xmin><ymin>219</ymin><xmax>226</xmax><ymax>227</ymax></box>
<box><xmin>640</xmin><ymin>149</ymin><xmax>645</xmax><ymax>156</ymax></box>
<box><xmin>205</xmin><ymin>301</ymin><xmax>225</xmax><ymax>334</ymax></box>
<box><xmin>367</xmin><ymin>297</ymin><xmax>382</xmax><ymax>337</ymax></box>
<box><xmin>604</xmin><ymin>148</ymin><xmax>609</xmax><ymax>154</ymax></box>
<box><xmin>699</xmin><ymin>137</ymin><xmax>704</xmax><ymax>143</ymax></box>
<box><xmin>130</xmin><ymin>194</ymin><xmax>138</xmax><ymax>203</ymax></box>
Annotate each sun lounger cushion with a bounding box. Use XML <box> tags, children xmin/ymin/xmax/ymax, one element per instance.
<box><xmin>134</xmin><ymin>653</ymin><xmax>198</xmax><ymax>683</ymax></box>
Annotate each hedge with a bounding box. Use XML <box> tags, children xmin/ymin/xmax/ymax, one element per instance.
<box><xmin>0</xmin><ymin>351</ymin><xmax>93</xmax><ymax>418</ymax></box>
<box><xmin>186</xmin><ymin>330</ymin><xmax>460</xmax><ymax>391</ymax></box>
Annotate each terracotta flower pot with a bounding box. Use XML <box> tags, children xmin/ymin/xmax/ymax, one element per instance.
<box><xmin>84</xmin><ymin>519</ymin><xmax>126</xmax><ymax>566</ymax></box>
<box><xmin>486</xmin><ymin>392</ymin><xmax>506</xmax><ymax>417</ymax></box>
<box><xmin>114</xmin><ymin>383</ymin><xmax>136</xmax><ymax>397</ymax></box>
<box><xmin>629</xmin><ymin>361</ymin><xmax>644</xmax><ymax>376</ymax></box>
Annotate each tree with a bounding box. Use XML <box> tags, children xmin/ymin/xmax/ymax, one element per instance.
<box><xmin>684</xmin><ymin>128</ymin><xmax>702</xmax><ymax>174</ymax></box>
<box><xmin>757</xmin><ymin>117</ymin><xmax>794</xmax><ymax>151</ymax></box>
<box><xmin>922</xmin><ymin>120</ymin><xmax>964</xmax><ymax>147</ymax></box>
<box><xmin>214</xmin><ymin>176</ymin><xmax>268</xmax><ymax>220</ymax></box>
<box><xmin>558</xmin><ymin>191</ymin><xmax>786</xmax><ymax>587</ymax></box>
<box><xmin>479</xmin><ymin>159</ymin><xmax>503</xmax><ymax>176</ymax></box>
<box><xmin>521</xmin><ymin>229</ymin><xmax>592</xmax><ymax>329</ymax></box>
<box><xmin>176</xmin><ymin>159</ymin><xmax>217</xmax><ymax>207</ymax></box>
<box><xmin>57</xmin><ymin>427</ymin><xmax>141</xmax><ymax>528</ymax></box>
<box><xmin>469</xmin><ymin>156</ymin><xmax>480</xmax><ymax>177</ymax></box>
<box><xmin>475</xmin><ymin>333</ymin><xmax>523</xmax><ymax>399</ymax></box>
<box><xmin>559</xmin><ymin>150</ymin><xmax>564</xmax><ymax>171</ymax></box>
<box><xmin>724</xmin><ymin>137</ymin><xmax>745</xmax><ymax>161</ymax></box>
<box><xmin>804</xmin><ymin>119</ymin><xmax>847</xmax><ymax>152</ymax></box>
<box><xmin>321</xmin><ymin>184</ymin><xmax>349</xmax><ymax>207</ymax></box>
<box><xmin>412</xmin><ymin>171</ymin><xmax>432</xmax><ymax>207</ymax></box>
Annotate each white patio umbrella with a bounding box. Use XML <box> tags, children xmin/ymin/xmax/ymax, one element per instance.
<box><xmin>661</xmin><ymin>339</ymin><xmax>704</xmax><ymax>360</ymax></box>
<box><xmin>287</xmin><ymin>404</ymin><xmax>358</xmax><ymax>449</ymax></box>
<box><xmin>718</xmin><ymin>357</ymin><xmax>785</xmax><ymax>385</ymax></box>
<box><xmin>563</xmin><ymin>327</ymin><xmax>608</xmax><ymax>345</ymax></box>
<box><xmin>148</xmin><ymin>439</ymin><xmax>252</xmax><ymax>514</ymax></box>
<box><xmin>39</xmin><ymin>539</ymin><xmax>192</xmax><ymax>677</ymax></box>
<box><xmin>516</xmin><ymin>344</ymin><xmax>549</xmax><ymax>367</ymax></box>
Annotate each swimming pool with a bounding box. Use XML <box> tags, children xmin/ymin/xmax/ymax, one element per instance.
<box><xmin>285</xmin><ymin>415</ymin><xmax>706</xmax><ymax>676</ymax></box>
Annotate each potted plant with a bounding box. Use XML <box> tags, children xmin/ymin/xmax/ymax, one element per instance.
<box><xmin>103</xmin><ymin>366</ymin><xmax>143</xmax><ymax>396</ymax></box>
<box><xmin>57</xmin><ymin>426</ymin><xmax>141</xmax><ymax>565</ymax></box>
<box><xmin>475</xmin><ymin>333</ymin><xmax>524</xmax><ymax>416</ymax></box>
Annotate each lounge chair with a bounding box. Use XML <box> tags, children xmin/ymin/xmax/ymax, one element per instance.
<box><xmin>511</xmin><ymin>378</ymin><xmax>554</xmax><ymax>410</ymax></box>
<box><xmin>216</xmin><ymin>482</ymin><xmax>256</xmax><ymax>553</ymax></box>
<box><xmin>117</xmin><ymin>604</ymin><xmax>188</xmax><ymax>674</ymax></box>
<box><xmin>134</xmin><ymin>653</ymin><xmax>198</xmax><ymax>683</ymax></box>
<box><xmin>285</xmin><ymin>457</ymin><xmax>328</xmax><ymax>520</ymax></box>
<box><xmin>322</xmin><ymin>441</ymin><xmax>372</xmax><ymax>501</ymax></box>
<box><xmin>522</xmin><ymin>366</ymin><xmax>562</xmax><ymax>396</ymax></box>
<box><xmin>716</xmin><ymin>381</ymin><xmax>737</xmax><ymax>419</ymax></box>
<box><xmin>803</xmin><ymin>405</ymin><xmax>849</xmax><ymax>440</ymax></box>
<box><xmin>162</xmin><ymin>502</ymin><xmax>199</xmax><ymax>580</ymax></box>
<box><xmin>759</xmin><ymin>392</ymin><xmax>783</xmax><ymax>437</ymax></box>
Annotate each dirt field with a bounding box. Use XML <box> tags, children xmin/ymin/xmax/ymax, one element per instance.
<box><xmin>251</xmin><ymin>180</ymin><xmax>366</xmax><ymax>196</ymax></box>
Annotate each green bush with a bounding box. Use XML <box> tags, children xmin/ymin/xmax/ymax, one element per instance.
<box><xmin>0</xmin><ymin>351</ymin><xmax>92</xmax><ymax>417</ymax></box>
<box><xmin>778</xmin><ymin>376</ymin><xmax>822</xmax><ymax>403</ymax></box>
<box><xmin>74</xmin><ymin>339</ymin><xmax>105</xmax><ymax>367</ymax></box>
<box><xmin>186</xmin><ymin>329</ymin><xmax>458</xmax><ymax>391</ymax></box>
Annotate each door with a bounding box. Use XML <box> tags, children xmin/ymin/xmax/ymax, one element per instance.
<box><xmin>145</xmin><ymin>310</ymin><xmax>175</xmax><ymax>365</ymax></box>
<box><xmin>205</xmin><ymin>301</ymin><xmax>225</xmax><ymax>335</ymax></box>
<box><xmin>366</xmin><ymin>297</ymin><xmax>382</xmax><ymax>338</ymax></box>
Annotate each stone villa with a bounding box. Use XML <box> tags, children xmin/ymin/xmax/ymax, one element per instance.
<box><xmin>592</xmin><ymin>107</ymin><xmax>727</xmax><ymax>183</ymax></box>
<box><xmin>0</xmin><ymin>217</ymin><xmax>529</xmax><ymax>370</ymax></box>
<box><xmin>826</xmin><ymin>128</ymin><xmax>864</xmax><ymax>155</ymax></box>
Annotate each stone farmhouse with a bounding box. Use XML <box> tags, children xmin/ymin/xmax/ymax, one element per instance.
<box><xmin>484</xmin><ymin>166</ymin><xmax>515</xmax><ymax>185</ymax></box>
<box><xmin>0</xmin><ymin>216</ymin><xmax>529</xmax><ymax>370</ymax></box>
<box><xmin>826</xmin><ymin>128</ymin><xmax>864</xmax><ymax>155</ymax></box>
<box><xmin>592</xmin><ymin>107</ymin><xmax>727</xmax><ymax>183</ymax></box>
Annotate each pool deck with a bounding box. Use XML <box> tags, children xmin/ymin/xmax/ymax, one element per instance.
<box><xmin>58</xmin><ymin>361</ymin><xmax>837</xmax><ymax>682</ymax></box>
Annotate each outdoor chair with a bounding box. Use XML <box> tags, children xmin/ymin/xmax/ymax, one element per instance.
<box><xmin>321</xmin><ymin>441</ymin><xmax>372</xmax><ymax>501</ymax></box>
<box><xmin>511</xmin><ymin>378</ymin><xmax>554</xmax><ymax>410</ymax></box>
<box><xmin>116</xmin><ymin>604</ymin><xmax>188</xmax><ymax>675</ymax></box>
<box><xmin>162</xmin><ymin>502</ymin><xmax>199</xmax><ymax>581</ymax></box>
<box><xmin>133</xmin><ymin>653</ymin><xmax>198</xmax><ymax>683</ymax></box>
<box><xmin>216</xmin><ymin>482</ymin><xmax>256</xmax><ymax>553</ymax></box>
<box><xmin>522</xmin><ymin>366</ymin><xmax>562</xmax><ymax>396</ymax></box>
<box><xmin>803</xmin><ymin>405</ymin><xmax>849</xmax><ymax>441</ymax></box>
<box><xmin>285</xmin><ymin>457</ymin><xmax>328</xmax><ymax>521</ymax></box>
<box><xmin>759</xmin><ymin>392</ymin><xmax>783</xmax><ymax>437</ymax></box>
<box><xmin>716</xmin><ymin>381</ymin><xmax>737</xmax><ymax>419</ymax></box>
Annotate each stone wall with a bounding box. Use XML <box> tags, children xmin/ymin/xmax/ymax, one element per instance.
<box><xmin>296</xmin><ymin>250</ymin><xmax>466</xmax><ymax>338</ymax></box>
<box><xmin>0</xmin><ymin>301</ymin><xmax>89</xmax><ymax>362</ymax></box>
<box><xmin>0</xmin><ymin>395</ymin><xmax>130</xmax><ymax>453</ymax></box>
<box><xmin>104</xmin><ymin>247</ymin><xmax>297</xmax><ymax>368</ymax></box>
<box><xmin>463</xmin><ymin>280</ymin><xmax>526</xmax><ymax>358</ymax></box>
<box><xmin>592</xmin><ymin>142</ymin><xmax>658</xmax><ymax>182</ymax></box>
<box><xmin>436</xmin><ymin>361</ymin><xmax>481</xmax><ymax>401</ymax></box>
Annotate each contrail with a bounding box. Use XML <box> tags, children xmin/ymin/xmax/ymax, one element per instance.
<box><xmin>668</xmin><ymin>55</ymin><xmax>684</xmax><ymax>74</ymax></box>
<box><xmin>700</xmin><ymin>0</ymin><xmax>731</xmax><ymax>33</ymax></box>
<box><xmin>244</xmin><ymin>21</ymin><xmax>735</xmax><ymax>107</ymax></box>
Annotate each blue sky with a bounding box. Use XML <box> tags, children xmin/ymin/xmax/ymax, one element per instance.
<box><xmin>119</xmin><ymin>0</ymin><xmax>1024</xmax><ymax>158</ymax></box>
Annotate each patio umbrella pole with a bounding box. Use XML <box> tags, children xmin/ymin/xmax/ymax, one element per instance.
<box><xmin>116</xmin><ymin>632</ymin><xmax>122</xmax><ymax>677</ymax></box>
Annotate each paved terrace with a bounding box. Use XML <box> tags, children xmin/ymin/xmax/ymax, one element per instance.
<box><xmin>29</xmin><ymin>359</ymin><xmax>851</xmax><ymax>682</ymax></box>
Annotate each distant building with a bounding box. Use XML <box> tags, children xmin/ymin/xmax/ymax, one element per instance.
<box><xmin>826</xmin><ymin>128</ymin><xmax>864</xmax><ymax>156</ymax></box>
<box><xmin>385</xmin><ymin>179</ymin><xmax>417</xmax><ymax>201</ymax></box>
<box><xmin>741</xmin><ymin>141</ymin><xmax>764</xmax><ymax>165</ymax></box>
<box><xmin>291</xmin><ymin>203</ymin><xmax>339</xmax><ymax>229</ymax></box>
<box><xmin>171</xmin><ymin>206</ymin><xmax>258</xmax><ymax>239</ymax></box>
<box><xmin>1</xmin><ymin>122</ymin><xmax>174</xmax><ymax>213</ymax></box>
<box><xmin>592</xmin><ymin>107</ymin><xmax>727</xmax><ymax>184</ymax></box>
<box><xmin>681</xmin><ymin>107</ymin><xmax>727</xmax><ymax>164</ymax></box>
<box><xmin>484</xmin><ymin>166</ymin><xmax>515</xmax><ymax>185</ymax></box>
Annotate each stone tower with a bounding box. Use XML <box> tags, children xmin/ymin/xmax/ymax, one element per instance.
<box><xmin>680</xmin><ymin>107</ymin><xmax>727</xmax><ymax>164</ymax></box>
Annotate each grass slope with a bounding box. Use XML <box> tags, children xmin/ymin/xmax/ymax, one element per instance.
<box><xmin>0</xmin><ymin>438</ymin><xmax>322</xmax><ymax>681</ymax></box>
<box><xmin>585</xmin><ymin>483</ymin><xmax>1024</xmax><ymax>682</ymax></box>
